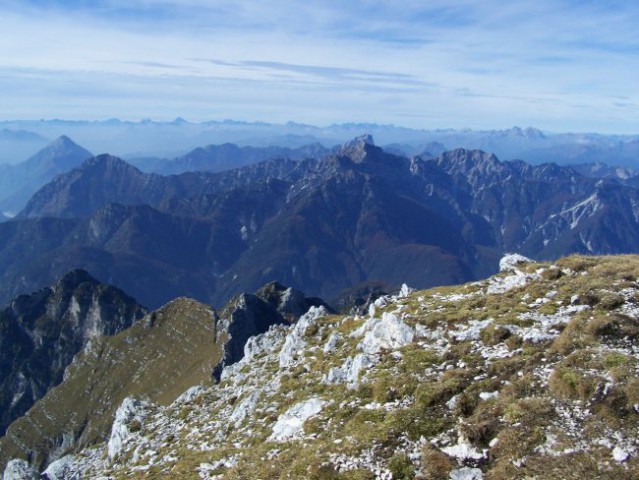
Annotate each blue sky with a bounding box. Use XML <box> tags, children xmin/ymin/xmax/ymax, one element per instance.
<box><xmin>0</xmin><ymin>0</ymin><xmax>638</xmax><ymax>133</ymax></box>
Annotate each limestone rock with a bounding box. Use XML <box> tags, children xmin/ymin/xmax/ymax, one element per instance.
<box><xmin>269</xmin><ymin>397</ymin><xmax>327</xmax><ymax>442</ymax></box>
<box><xmin>2</xmin><ymin>460</ymin><xmax>39</xmax><ymax>480</ymax></box>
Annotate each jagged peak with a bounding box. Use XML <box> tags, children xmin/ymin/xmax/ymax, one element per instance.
<box><xmin>21</xmin><ymin>134</ymin><xmax>91</xmax><ymax>168</ymax></box>
<box><xmin>436</xmin><ymin>148</ymin><xmax>503</xmax><ymax>173</ymax></box>
<box><xmin>336</xmin><ymin>134</ymin><xmax>378</xmax><ymax>163</ymax></box>
<box><xmin>81</xmin><ymin>154</ymin><xmax>142</xmax><ymax>173</ymax></box>
<box><xmin>341</xmin><ymin>134</ymin><xmax>375</xmax><ymax>149</ymax></box>
<box><xmin>53</xmin><ymin>268</ymin><xmax>98</xmax><ymax>290</ymax></box>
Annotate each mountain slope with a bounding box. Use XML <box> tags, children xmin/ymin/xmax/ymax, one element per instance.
<box><xmin>18</xmin><ymin>154</ymin><xmax>314</xmax><ymax>220</ymax></box>
<box><xmin>11</xmin><ymin>254</ymin><xmax>639</xmax><ymax>479</ymax></box>
<box><xmin>0</xmin><ymin>179</ymin><xmax>292</xmax><ymax>309</ymax></box>
<box><xmin>212</xmin><ymin>139</ymin><xmax>497</xmax><ymax>305</ymax></box>
<box><xmin>0</xmin><ymin>136</ymin><xmax>92</xmax><ymax>214</ymax></box>
<box><xmin>0</xmin><ymin>282</ymin><xmax>327</xmax><ymax>472</ymax></box>
<box><xmin>0</xmin><ymin>269</ymin><xmax>146</xmax><ymax>437</ymax></box>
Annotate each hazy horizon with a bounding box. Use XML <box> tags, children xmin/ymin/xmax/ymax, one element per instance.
<box><xmin>1</xmin><ymin>1</ymin><xmax>638</xmax><ymax>134</ymax></box>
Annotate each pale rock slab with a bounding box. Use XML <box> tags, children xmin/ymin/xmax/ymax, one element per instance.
<box><xmin>323</xmin><ymin>332</ymin><xmax>342</xmax><ymax>354</ymax></box>
<box><xmin>108</xmin><ymin>397</ymin><xmax>149</xmax><ymax>460</ymax></box>
<box><xmin>499</xmin><ymin>253</ymin><xmax>534</xmax><ymax>272</ymax></box>
<box><xmin>449</xmin><ymin>466</ymin><xmax>484</xmax><ymax>480</ymax></box>
<box><xmin>269</xmin><ymin>397</ymin><xmax>327</xmax><ymax>442</ymax></box>
<box><xmin>354</xmin><ymin>312</ymin><xmax>415</xmax><ymax>354</ymax></box>
<box><xmin>230</xmin><ymin>389</ymin><xmax>262</xmax><ymax>426</ymax></box>
<box><xmin>279</xmin><ymin>306</ymin><xmax>328</xmax><ymax>367</ymax></box>
<box><xmin>2</xmin><ymin>459</ymin><xmax>39</xmax><ymax>480</ymax></box>
<box><xmin>42</xmin><ymin>456</ymin><xmax>76</xmax><ymax>480</ymax></box>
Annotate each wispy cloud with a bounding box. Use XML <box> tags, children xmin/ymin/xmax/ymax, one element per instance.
<box><xmin>0</xmin><ymin>0</ymin><xmax>637</xmax><ymax>132</ymax></box>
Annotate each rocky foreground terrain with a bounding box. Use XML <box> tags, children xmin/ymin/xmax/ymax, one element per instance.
<box><xmin>3</xmin><ymin>254</ymin><xmax>639</xmax><ymax>479</ymax></box>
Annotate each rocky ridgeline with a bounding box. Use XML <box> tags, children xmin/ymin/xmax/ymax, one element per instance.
<box><xmin>0</xmin><ymin>280</ymin><xmax>327</xmax><ymax>475</ymax></box>
<box><xmin>5</xmin><ymin>254</ymin><xmax>639</xmax><ymax>479</ymax></box>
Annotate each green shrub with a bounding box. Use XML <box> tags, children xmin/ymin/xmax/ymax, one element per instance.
<box><xmin>388</xmin><ymin>453</ymin><xmax>414</xmax><ymax>480</ymax></box>
<box><xmin>549</xmin><ymin>367</ymin><xmax>599</xmax><ymax>401</ymax></box>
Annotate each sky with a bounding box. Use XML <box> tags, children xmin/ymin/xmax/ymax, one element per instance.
<box><xmin>0</xmin><ymin>0</ymin><xmax>638</xmax><ymax>133</ymax></box>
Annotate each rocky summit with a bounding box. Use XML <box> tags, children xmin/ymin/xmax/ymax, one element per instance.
<box><xmin>5</xmin><ymin>254</ymin><xmax>639</xmax><ymax>479</ymax></box>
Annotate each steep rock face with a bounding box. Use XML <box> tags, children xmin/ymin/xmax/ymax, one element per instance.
<box><xmin>0</xmin><ymin>136</ymin><xmax>92</xmax><ymax>214</ymax></box>
<box><xmin>214</xmin><ymin>283</ymin><xmax>332</xmax><ymax>376</ymax></box>
<box><xmin>18</xmin><ymin>155</ymin><xmax>166</xmax><ymax>219</ymax></box>
<box><xmin>0</xmin><ymin>180</ymin><xmax>291</xmax><ymax>309</ymax></box>
<box><xmin>0</xmin><ymin>269</ymin><xmax>146</xmax><ymax>437</ymax></box>
<box><xmin>213</xmin><ymin>138</ymin><xmax>498</xmax><ymax>304</ymax></box>
<box><xmin>424</xmin><ymin>147</ymin><xmax>639</xmax><ymax>256</ymax></box>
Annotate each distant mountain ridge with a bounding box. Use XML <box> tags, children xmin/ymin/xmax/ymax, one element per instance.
<box><xmin>0</xmin><ymin>136</ymin><xmax>92</xmax><ymax>215</ymax></box>
<box><xmin>3</xmin><ymin>136</ymin><xmax>639</xmax><ymax>313</ymax></box>
<box><xmin>0</xmin><ymin>128</ymin><xmax>49</xmax><ymax>165</ymax></box>
<box><xmin>145</xmin><ymin>141</ymin><xmax>329</xmax><ymax>175</ymax></box>
<box><xmin>18</xmin><ymin>154</ymin><xmax>316</xmax><ymax>220</ymax></box>
<box><xmin>1</xmin><ymin>119</ymin><xmax>638</xmax><ymax>166</ymax></box>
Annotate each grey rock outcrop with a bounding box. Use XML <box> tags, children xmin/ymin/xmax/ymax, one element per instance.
<box><xmin>0</xmin><ymin>269</ymin><xmax>147</xmax><ymax>437</ymax></box>
<box><xmin>214</xmin><ymin>284</ymin><xmax>332</xmax><ymax>379</ymax></box>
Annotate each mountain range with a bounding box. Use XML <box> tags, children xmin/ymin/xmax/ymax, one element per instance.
<box><xmin>1</xmin><ymin>119</ymin><xmax>638</xmax><ymax>167</ymax></box>
<box><xmin>2</xmin><ymin>126</ymin><xmax>639</xmax><ymax>478</ymax></box>
<box><xmin>1</xmin><ymin>135</ymin><xmax>639</xmax><ymax>313</ymax></box>
<box><xmin>0</xmin><ymin>129</ymin><xmax>49</xmax><ymax>166</ymax></box>
<box><xmin>132</xmin><ymin>141</ymin><xmax>329</xmax><ymax>175</ymax></box>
